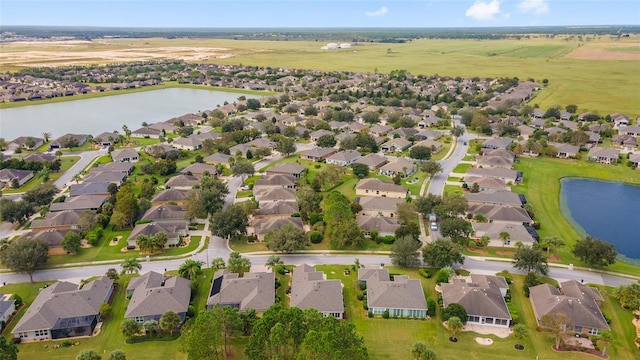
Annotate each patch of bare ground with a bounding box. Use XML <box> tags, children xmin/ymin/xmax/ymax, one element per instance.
<box><xmin>565</xmin><ymin>43</ymin><xmax>640</xmax><ymax>60</ymax></box>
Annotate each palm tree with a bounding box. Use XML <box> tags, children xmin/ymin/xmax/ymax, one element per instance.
<box><xmin>499</xmin><ymin>231</ymin><xmax>511</xmax><ymax>247</ymax></box>
<box><xmin>513</xmin><ymin>324</ymin><xmax>528</xmax><ymax>350</ymax></box>
<box><xmin>71</xmin><ymin>173</ymin><xmax>82</xmax><ymax>184</ymax></box>
<box><xmin>136</xmin><ymin>235</ymin><xmax>155</xmax><ymax>254</ymax></box>
<box><xmin>265</xmin><ymin>255</ymin><xmax>283</xmax><ymax>271</ymax></box>
<box><xmin>543</xmin><ymin>236</ymin><xmax>566</xmax><ymax>258</ymax></box>
<box><xmin>142</xmin><ymin>320</ymin><xmax>159</xmax><ymax>337</ymax></box>
<box><xmin>178</xmin><ymin>259</ymin><xmax>204</xmax><ymax>280</ymax></box>
<box><xmin>211</xmin><ymin>257</ymin><xmax>226</xmax><ymax>271</ymax></box>
<box><xmin>121</xmin><ymin>257</ymin><xmax>142</xmax><ymax>275</ymax></box>
<box><xmin>42</xmin><ymin>132</ymin><xmax>51</xmax><ymax>142</ymax></box>
<box><xmin>352</xmin><ymin>258</ymin><xmax>362</xmax><ymax>271</ymax></box>
<box><xmin>152</xmin><ymin>232</ymin><xmax>168</xmax><ymax>251</ymax></box>
<box><xmin>160</xmin><ymin>311</ymin><xmax>181</xmax><ymax>336</ymax></box>
<box><xmin>122</xmin><ymin>125</ymin><xmax>131</xmax><ymax>141</ymax></box>
<box><xmin>37</xmin><ymin>166</ymin><xmax>50</xmax><ymax>182</ymax></box>
<box><xmin>447</xmin><ymin>316</ymin><xmax>463</xmax><ymax>341</ymax></box>
<box><xmin>55</xmin><ymin>150</ymin><xmax>63</xmax><ymax>159</ymax></box>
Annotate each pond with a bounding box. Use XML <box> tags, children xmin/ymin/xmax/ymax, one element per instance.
<box><xmin>560</xmin><ymin>178</ymin><xmax>640</xmax><ymax>259</ymax></box>
<box><xmin>0</xmin><ymin>88</ymin><xmax>261</xmax><ymax>140</ymax></box>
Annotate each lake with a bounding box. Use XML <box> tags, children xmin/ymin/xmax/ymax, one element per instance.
<box><xmin>560</xmin><ymin>178</ymin><xmax>640</xmax><ymax>259</ymax></box>
<box><xmin>0</xmin><ymin>88</ymin><xmax>261</xmax><ymax>140</ymax></box>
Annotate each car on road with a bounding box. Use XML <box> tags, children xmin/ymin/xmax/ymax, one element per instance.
<box><xmin>463</xmin><ymin>141</ymin><xmax>467</xmax><ymax>145</ymax></box>
<box><xmin>240</xmin><ymin>185</ymin><xmax>249</xmax><ymax>190</ymax></box>
<box><xmin>430</xmin><ymin>222</ymin><xmax>438</xmax><ymax>231</ymax></box>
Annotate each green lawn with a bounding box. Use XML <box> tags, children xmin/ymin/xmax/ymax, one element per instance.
<box><xmin>229</xmin><ymin>236</ymin><xmax>392</xmax><ymax>253</ymax></box>
<box><xmin>444</xmin><ymin>184</ymin><xmax>463</xmax><ymax>195</ymax></box>
<box><xmin>452</xmin><ymin>163</ymin><xmax>472</xmax><ymax>174</ymax></box>
<box><xmin>2</xmin><ymin>156</ymin><xmax>80</xmax><ymax>194</ymax></box>
<box><xmin>513</xmin><ymin>156</ymin><xmax>640</xmax><ymax>276</ymax></box>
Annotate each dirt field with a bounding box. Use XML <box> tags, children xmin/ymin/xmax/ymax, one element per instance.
<box><xmin>565</xmin><ymin>42</ymin><xmax>640</xmax><ymax>60</ymax></box>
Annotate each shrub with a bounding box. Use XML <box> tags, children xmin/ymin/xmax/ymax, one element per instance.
<box><xmin>61</xmin><ymin>340</ymin><xmax>73</xmax><ymax>348</ymax></box>
<box><xmin>368</xmin><ymin>311</ymin><xmax>374</xmax><ymax>318</ymax></box>
<box><xmin>359</xmin><ymin>282</ymin><xmax>366</xmax><ymax>291</ymax></box>
<box><xmin>86</xmin><ymin>231</ymin><xmax>99</xmax><ymax>246</ymax></box>
<box><xmin>442</xmin><ymin>303</ymin><xmax>467</xmax><ymax>324</ymax></box>
<box><xmin>363</xmin><ymin>301</ymin><xmax>368</xmax><ymax>310</ymax></box>
<box><xmin>275</xmin><ymin>280</ymin><xmax>282</xmax><ymax>289</ymax></box>
<box><xmin>427</xmin><ymin>297</ymin><xmax>436</xmax><ymax>317</ymax></box>
<box><xmin>381</xmin><ymin>236</ymin><xmax>395</xmax><ymax>245</ymax></box>
<box><xmin>523</xmin><ymin>272</ymin><xmax>541</xmax><ymax>298</ymax></box>
<box><xmin>382</xmin><ymin>310</ymin><xmax>390</xmax><ymax>319</ymax></box>
<box><xmin>435</xmin><ymin>268</ymin><xmax>453</xmax><ymax>284</ymax></box>
<box><xmin>276</xmin><ymin>265</ymin><xmax>286</xmax><ymax>275</ymax></box>
<box><xmin>11</xmin><ymin>294</ymin><xmax>22</xmax><ymax>307</ymax></box>
<box><xmin>186</xmin><ymin>305</ymin><xmax>196</xmax><ymax>318</ymax></box>
<box><xmin>309</xmin><ymin>231</ymin><xmax>322</xmax><ymax>244</ymax></box>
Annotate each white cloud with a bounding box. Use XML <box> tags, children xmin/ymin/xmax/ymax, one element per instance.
<box><xmin>518</xmin><ymin>0</ymin><xmax>549</xmax><ymax>15</ymax></box>
<box><xmin>465</xmin><ymin>1</ymin><xmax>501</xmax><ymax>21</ymax></box>
<box><xmin>365</xmin><ymin>6</ymin><xmax>389</xmax><ymax>17</ymax></box>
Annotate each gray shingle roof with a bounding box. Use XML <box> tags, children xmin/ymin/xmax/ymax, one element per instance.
<box><xmin>125</xmin><ymin>272</ymin><xmax>190</xmax><ymax>319</ymax></box>
<box><xmin>441</xmin><ymin>282</ymin><xmax>511</xmax><ymax>319</ymax></box>
<box><xmin>356</xmin><ymin>178</ymin><xmax>407</xmax><ymax>194</ymax></box>
<box><xmin>359</xmin><ymin>197</ymin><xmax>404</xmax><ymax>212</ymax></box>
<box><xmin>141</xmin><ymin>205</ymin><xmax>187</xmax><ymax>221</ymax></box>
<box><xmin>364</xmin><ymin>269</ymin><xmax>427</xmax><ymax>311</ymax></box>
<box><xmin>165</xmin><ymin>174</ymin><xmax>200</xmax><ymax>188</ymax></box>
<box><xmin>464</xmin><ymin>190</ymin><xmax>523</xmax><ymax>206</ymax></box>
<box><xmin>290</xmin><ymin>264</ymin><xmax>344</xmax><ymax>314</ymax></box>
<box><xmin>207</xmin><ymin>270</ymin><xmax>275</xmax><ymax>311</ymax></box>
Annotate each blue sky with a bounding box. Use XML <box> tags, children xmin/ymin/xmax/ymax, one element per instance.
<box><xmin>1</xmin><ymin>0</ymin><xmax>638</xmax><ymax>28</ymax></box>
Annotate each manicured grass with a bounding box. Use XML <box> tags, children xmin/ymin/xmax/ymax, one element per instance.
<box><xmin>513</xmin><ymin>156</ymin><xmax>640</xmax><ymax>276</ymax></box>
<box><xmin>228</xmin><ymin>237</ymin><xmax>392</xmax><ymax>253</ymax></box>
<box><xmin>444</xmin><ymin>184</ymin><xmax>463</xmax><ymax>195</ymax></box>
<box><xmin>235</xmin><ymin>190</ymin><xmax>253</xmax><ymax>198</ymax></box>
<box><xmin>452</xmin><ymin>163</ymin><xmax>472</xmax><ymax>174</ymax></box>
<box><xmin>2</xmin><ymin>156</ymin><xmax>79</xmax><ymax>194</ymax></box>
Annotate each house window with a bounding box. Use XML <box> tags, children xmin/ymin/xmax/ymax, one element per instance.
<box><xmin>467</xmin><ymin>315</ymin><xmax>480</xmax><ymax>323</ymax></box>
<box><xmin>588</xmin><ymin>328</ymin><xmax>599</xmax><ymax>335</ymax></box>
<box><xmin>35</xmin><ymin>330</ymin><xmax>48</xmax><ymax>336</ymax></box>
<box><xmin>376</xmin><ymin>191</ymin><xmax>379</xmax><ymax>195</ymax></box>
<box><xmin>135</xmin><ymin>316</ymin><xmax>145</xmax><ymax>323</ymax></box>
<box><xmin>484</xmin><ymin>317</ymin><xmax>494</xmax><ymax>324</ymax></box>
<box><xmin>19</xmin><ymin>332</ymin><xmax>28</xmax><ymax>338</ymax></box>
<box><xmin>505</xmin><ymin>240</ymin><xmax>511</xmax><ymax>246</ymax></box>
<box><xmin>574</xmin><ymin>326</ymin><xmax>583</xmax><ymax>333</ymax></box>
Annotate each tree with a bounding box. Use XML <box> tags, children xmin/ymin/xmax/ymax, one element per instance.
<box><xmin>246</xmin><ymin>98</ymin><xmax>261</xmax><ymax>110</ymax></box>
<box><xmin>42</xmin><ymin>132</ymin><xmax>52</xmax><ymax>142</ymax></box>
<box><xmin>433</xmin><ymin>194</ymin><xmax>468</xmax><ymax>219</ymax></box>
<box><xmin>22</xmin><ymin>183</ymin><xmax>58</xmax><ymax>206</ymax></box>
<box><xmin>77</xmin><ymin>211</ymin><xmax>96</xmax><ymax>233</ymax></box>
<box><xmin>612</xmin><ymin>283</ymin><xmax>640</xmax><ymax>310</ymax></box>
<box><xmin>120</xmin><ymin>257</ymin><xmax>142</xmax><ymax>275</ymax></box>
<box><xmin>597</xmin><ymin>330</ymin><xmax>613</xmax><ymax>357</ymax></box>
<box><xmin>447</xmin><ymin>316</ymin><xmax>463</xmax><ymax>341</ymax></box>
<box><xmin>210</xmin><ymin>205</ymin><xmax>248</xmax><ymax>240</ymax></box>
<box><xmin>178</xmin><ymin>259</ymin><xmax>204</xmax><ymax>280</ymax></box>
<box><xmin>565</xmin><ymin>104</ymin><xmax>578</xmax><ymax>114</ymax></box>
<box><xmin>414</xmin><ymin>194</ymin><xmax>443</xmax><ymax>216</ymax></box>
<box><xmin>198</xmin><ymin>175</ymin><xmax>229</xmax><ymax>215</ymax></box>
<box><xmin>513</xmin><ymin>245</ymin><xmax>549</xmax><ymax>275</ymax></box>
<box><xmin>395</xmin><ymin>222</ymin><xmax>421</xmax><ymax>241</ymax></box>
<box><xmin>422</xmin><ymin>239</ymin><xmax>465</xmax><ymax>268</ymax></box>
<box><xmin>112</xmin><ymin>184</ymin><xmax>139</xmax><ymax>229</ymax></box>
<box><xmin>160</xmin><ymin>310</ymin><xmax>181</xmax><ymax>336</ymax></box>
<box><xmin>326</xmin><ymin>218</ymin><xmax>365</xmax><ymax>249</ymax></box>
<box><xmin>542</xmin><ymin>236</ymin><xmax>565</xmax><ymax>257</ymax></box>
<box><xmin>410</xmin><ymin>341</ymin><xmax>436</xmax><ymax>360</ymax></box>
<box><xmin>351</xmin><ymin>163</ymin><xmax>370</xmax><ymax>179</ymax></box>
<box><xmin>450</xmin><ymin>126</ymin><xmax>465</xmax><ymax>137</ymax></box>
<box><xmin>264</xmin><ymin>223</ymin><xmax>308</xmax><ymax>253</ymax></box>
<box><xmin>573</xmin><ymin>236</ymin><xmax>617</xmax><ymax>267</ymax></box>
<box><xmin>136</xmin><ymin>235</ymin><xmax>157</xmax><ymax>254</ymax></box>
<box><xmin>499</xmin><ymin>231</ymin><xmax>511</xmax><ymax>247</ymax></box>
<box><xmin>442</xmin><ymin>303</ymin><xmax>468</xmax><ymax>324</ymax></box>
<box><xmin>122</xmin><ymin>124</ymin><xmax>131</xmax><ymax>141</ymax></box>
<box><xmin>211</xmin><ymin>257</ymin><xmax>226</xmax><ymax>271</ymax></box>
<box><xmin>0</xmin><ymin>336</ymin><xmax>18</xmax><ymax>360</ymax></box>
<box><xmin>143</xmin><ymin>319</ymin><xmax>159</xmax><ymax>336</ymax></box>
<box><xmin>108</xmin><ymin>350</ymin><xmax>126</xmax><ymax>360</ymax></box>
<box><xmin>362</xmin><ymin>111</ymin><xmax>380</xmax><ymax>124</ymax></box>
<box><xmin>121</xmin><ymin>319</ymin><xmax>141</xmax><ymax>340</ymax></box>
<box><xmin>0</xmin><ymin>199</ymin><xmax>34</xmax><ymax>224</ymax></box>
<box><xmin>265</xmin><ymin>255</ymin><xmax>283</xmax><ymax>271</ymax></box>
<box><xmin>296</xmin><ymin>187</ymin><xmax>321</xmax><ymax>221</ymax></box>
<box><xmin>105</xmin><ymin>268</ymin><xmax>119</xmax><ymax>280</ymax></box>
<box><xmin>276</xmin><ymin>137</ymin><xmax>296</xmax><ymax>156</ymax></box>
<box><xmin>512</xmin><ymin>324</ymin><xmax>528</xmax><ymax>349</ymax></box>
<box><xmin>540</xmin><ymin>312</ymin><xmax>571</xmax><ymax>349</ymax></box>
<box><xmin>316</xmin><ymin>134</ymin><xmax>336</xmax><ymax>148</ymax></box>
<box><xmin>181</xmin><ymin>309</ymin><xmax>223</xmax><ymax>360</ymax></box>
<box><xmin>184</xmin><ymin>190</ymin><xmax>207</xmax><ymax>220</ymax></box>
<box><xmin>0</xmin><ymin>238</ymin><xmax>48</xmax><ymax>283</ymax></box>
<box><xmin>419</xmin><ymin>160</ymin><xmax>443</xmax><ymax>179</ymax></box>
<box><xmin>218</xmin><ymin>306</ymin><xmax>243</xmax><ymax>357</ymax></box>
<box><xmin>76</xmin><ymin>349</ymin><xmax>102</xmax><ymax>360</ymax></box>
<box><xmin>391</xmin><ymin>236</ymin><xmax>421</xmax><ymax>267</ymax></box>
<box><xmin>439</xmin><ymin>217</ymin><xmax>473</xmax><ymax>239</ymax></box>
<box><xmin>228</xmin><ymin>252</ymin><xmax>251</xmax><ymax>275</ymax></box>
<box><xmin>231</xmin><ymin>161</ymin><xmax>255</xmax><ymax>180</ymax></box>
<box><xmin>62</xmin><ymin>231</ymin><xmax>82</xmax><ymax>254</ymax></box>
<box><xmin>409</xmin><ymin>146</ymin><xmax>432</xmax><ymax>160</ymax></box>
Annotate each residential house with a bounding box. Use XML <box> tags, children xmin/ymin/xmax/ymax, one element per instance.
<box><xmin>466</xmin><ymin>167</ymin><xmax>522</xmax><ymax>184</ymax></box>
<box><xmin>50</xmin><ymin>195</ymin><xmax>108</xmax><ymax>212</ymax></box>
<box><xmin>518</xmin><ymin>125</ymin><xmax>536</xmax><ymax>139</ymax></box>
<box><xmin>251</xmin><ymin>217</ymin><xmax>304</xmax><ymax>241</ymax></box>
<box><xmin>254</xmin><ymin>200</ymin><xmax>299</xmax><ymax>217</ymax></box>
<box><xmin>482</xmin><ymin>137</ymin><xmax>513</xmax><ymax>150</ymax></box>
<box><xmin>171</xmin><ymin>137</ymin><xmax>203</xmax><ymax>151</ymax></box>
<box><xmin>411</xmin><ymin>139</ymin><xmax>443</xmax><ymax>154</ymax></box>
<box><xmin>141</xmin><ymin>204</ymin><xmax>187</xmax><ymax>222</ymax></box>
<box><xmin>354</xmin><ymin>153</ymin><xmax>388</xmax><ymax>170</ymax></box>
<box><xmin>300</xmin><ymin>147</ymin><xmax>337</xmax><ymax>162</ymax></box>
<box><xmin>613</xmin><ymin>134</ymin><xmax>638</xmax><ymax>150</ymax></box>
<box><xmin>355</xmin><ymin>178</ymin><xmax>408</xmax><ymax>198</ymax></box>
<box><xmin>629</xmin><ymin>153</ymin><xmax>640</xmax><ymax>168</ymax></box>
<box><xmin>356</xmin><ymin>216</ymin><xmax>401</xmax><ymax>238</ymax></box>
<box><xmin>22</xmin><ymin>153</ymin><xmax>56</xmax><ymax>163</ymax></box>
<box><xmin>0</xmin><ymin>294</ymin><xmax>16</xmax><ymax>325</ymax></box>
<box><xmin>381</xmin><ymin>138</ymin><xmax>412</xmax><ymax>153</ymax></box>
<box><xmin>619</xmin><ymin>125</ymin><xmax>640</xmax><ymax>137</ymax></box>
<box><xmin>348</xmin><ymin>122</ymin><xmax>368</xmax><ymax>133</ymax></box>
<box><xmin>359</xmin><ymin>197</ymin><xmax>404</xmax><ymax>217</ymax></box>
<box><xmin>463</xmin><ymin>176</ymin><xmax>507</xmax><ymax>191</ymax></box>
<box><xmin>587</xmin><ymin>147</ymin><xmax>620</xmax><ymax>164</ymax></box>
<box><xmin>464</xmin><ymin>190</ymin><xmax>524</xmax><ymax>207</ymax></box>
<box><xmin>127</xmin><ymin>221</ymin><xmax>188</xmax><ymax>248</ymax></box>
<box><xmin>254</xmin><ymin>187</ymin><xmax>297</xmax><ymax>204</ymax></box>
<box><xmin>359</xmin><ymin>268</ymin><xmax>427</xmax><ymax>318</ymax></box>
<box><xmin>12</xmin><ymin>277</ymin><xmax>113</xmax><ymax>341</ymax></box>
<box><xmin>151</xmin><ymin>188</ymin><xmax>192</xmax><ymax>204</ymax></box>
<box><xmin>0</xmin><ymin>169</ymin><xmax>33</xmax><ymax>188</ymax></box>
<box><xmin>441</xmin><ymin>275</ymin><xmax>511</xmax><ymax>328</ymax></box>
<box><xmin>414</xmin><ymin>129</ymin><xmax>442</xmax><ymax>141</ymax></box>
<box><xmin>310</xmin><ymin>129</ymin><xmax>333</xmax><ymax>142</ymax></box>
<box><xmin>476</xmin><ymin>149</ymin><xmax>515</xmax><ymax>169</ymax></box>
<box><xmin>610</xmin><ymin>113</ymin><xmax>630</xmax><ymax>128</ymax></box>
<box><xmin>207</xmin><ymin>270</ymin><xmax>275</xmax><ymax>312</ymax></box>
<box><xmin>468</xmin><ymin>204</ymin><xmax>533</xmax><ymax>225</ymax></box>
<box><xmin>90</xmin><ymin>162</ymin><xmax>133</xmax><ymax>175</ymax></box>
<box><xmin>6</xmin><ymin>136</ymin><xmax>44</xmax><ymax>151</ymax></box>
<box><xmin>290</xmin><ymin>264</ymin><xmax>344</xmax><ymax>319</ymax></box>
<box><xmin>529</xmin><ymin>280</ymin><xmax>609</xmax><ymax>335</ymax></box>
<box><xmin>379</xmin><ymin>158</ymin><xmax>417</xmax><ymax>178</ymax></box>
<box><xmin>165</xmin><ymin>174</ymin><xmax>200</xmax><ymax>189</ymax></box>
<box><xmin>131</xmin><ymin>127</ymin><xmax>162</xmax><ymax>139</ymax></box>
<box><xmin>147</xmin><ymin>122</ymin><xmax>176</xmax><ymax>134</ymax></box>
<box><xmin>146</xmin><ymin>144</ymin><xmax>179</xmax><ymax>158</ymax></box>
<box><xmin>266</xmin><ymin>163</ymin><xmax>306</xmax><ymax>179</ymax></box>
<box><xmin>253</xmin><ymin>174</ymin><xmax>297</xmax><ymax>190</ymax></box>
<box><xmin>83</xmin><ymin>171</ymin><xmax>127</xmax><ymax>186</ymax></box>
<box><xmin>69</xmin><ymin>182</ymin><xmax>109</xmax><ymax>198</ymax></box>
<box><xmin>203</xmin><ymin>153</ymin><xmax>232</xmax><ymax>166</ymax></box>
<box><xmin>550</xmin><ymin>143</ymin><xmax>580</xmax><ymax>158</ymax></box>
<box><xmin>389</xmin><ymin>127</ymin><xmax>419</xmax><ymax>139</ymax></box>
<box><xmin>110</xmin><ymin>148</ymin><xmax>139</xmax><ymax>163</ymax></box>
<box><xmin>472</xmin><ymin>222</ymin><xmax>536</xmax><ymax>247</ymax></box>
<box><xmin>20</xmin><ymin>229</ymin><xmax>79</xmax><ymax>249</ymax></box>
<box><xmin>94</xmin><ymin>132</ymin><xmax>119</xmax><ymax>147</ymax></box>
<box><xmin>48</xmin><ymin>134</ymin><xmax>88</xmax><ymax>150</ymax></box>
<box><xmin>125</xmin><ymin>272</ymin><xmax>191</xmax><ymax>324</ymax></box>
<box><xmin>370</xmin><ymin>125</ymin><xmax>393</xmax><ymax>137</ymax></box>
<box><xmin>326</xmin><ymin>150</ymin><xmax>362</xmax><ymax>166</ymax></box>
<box><xmin>31</xmin><ymin>211</ymin><xmax>82</xmax><ymax>231</ymax></box>
<box><xmin>180</xmin><ymin>163</ymin><xmax>218</xmax><ymax>177</ymax></box>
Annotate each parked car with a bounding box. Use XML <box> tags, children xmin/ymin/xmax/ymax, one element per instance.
<box><xmin>430</xmin><ymin>222</ymin><xmax>438</xmax><ymax>231</ymax></box>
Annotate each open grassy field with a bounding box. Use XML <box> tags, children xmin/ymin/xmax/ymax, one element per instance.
<box><xmin>513</xmin><ymin>156</ymin><xmax>640</xmax><ymax>275</ymax></box>
<box><xmin>1</xmin><ymin>36</ymin><xmax>639</xmax><ymax>115</ymax></box>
